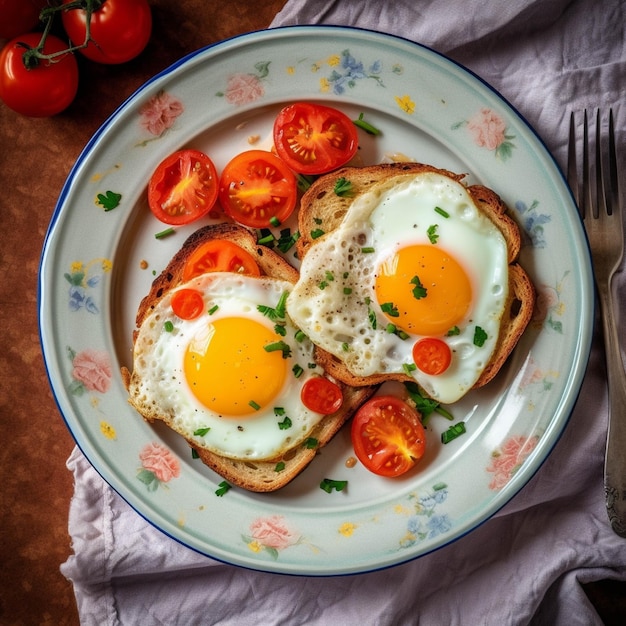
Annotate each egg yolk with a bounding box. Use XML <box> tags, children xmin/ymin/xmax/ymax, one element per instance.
<box><xmin>184</xmin><ymin>317</ymin><xmax>287</xmax><ymax>416</ymax></box>
<box><xmin>375</xmin><ymin>244</ymin><xmax>472</xmax><ymax>336</ymax></box>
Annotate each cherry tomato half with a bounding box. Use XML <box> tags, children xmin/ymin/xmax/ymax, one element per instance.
<box><xmin>351</xmin><ymin>395</ymin><xmax>426</xmax><ymax>477</ymax></box>
<box><xmin>0</xmin><ymin>33</ymin><xmax>79</xmax><ymax>117</ymax></box>
<box><xmin>182</xmin><ymin>240</ymin><xmax>261</xmax><ymax>282</ymax></box>
<box><xmin>300</xmin><ymin>377</ymin><xmax>344</xmax><ymax>414</ymax></box>
<box><xmin>412</xmin><ymin>337</ymin><xmax>452</xmax><ymax>376</ymax></box>
<box><xmin>219</xmin><ymin>150</ymin><xmax>297</xmax><ymax>228</ymax></box>
<box><xmin>61</xmin><ymin>0</ymin><xmax>152</xmax><ymax>65</ymax></box>
<box><xmin>273</xmin><ymin>102</ymin><xmax>359</xmax><ymax>175</ymax></box>
<box><xmin>171</xmin><ymin>289</ymin><xmax>204</xmax><ymax>320</ymax></box>
<box><xmin>0</xmin><ymin>0</ymin><xmax>47</xmax><ymax>40</ymax></box>
<box><xmin>148</xmin><ymin>149</ymin><xmax>219</xmax><ymax>225</ymax></box>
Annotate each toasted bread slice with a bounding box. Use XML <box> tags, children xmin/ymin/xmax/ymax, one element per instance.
<box><xmin>121</xmin><ymin>223</ymin><xmax>374</xmax><ymax>492</ymax></box>
<box><xmin>295</xmin><ymin>162</ymin><xmax>535</xmax><ymax>393</ymax></box>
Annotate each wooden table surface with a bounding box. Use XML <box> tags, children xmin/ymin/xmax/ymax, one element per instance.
<box><xmin>2</xmin><ymin>1</ymin><xmax>625</xmax><ymax>624</ymax></box>
<box><xmin>0</xmin><ymin>2</ymin><xmax>285</xmax><ymax>624</ymax></box>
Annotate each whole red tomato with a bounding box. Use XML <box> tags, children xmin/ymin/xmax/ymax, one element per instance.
<box><xmin>61</xmin><ymin>0</ymin><xmax>152</xmax><ymax>65</ymax></box>
<box><xmin>0</xmin><ymin>0</ymin><xmax>47</xmax><ymax>41</ymax></box>
<box><xmin>0</xmin><ymin>32</ymin><xmax>79</xmax><ymax>117</ymax></box>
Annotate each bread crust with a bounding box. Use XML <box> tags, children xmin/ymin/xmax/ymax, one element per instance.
<box><xmin>122</xmin><ymin>223</ymin><xmax>374</xmax><ymax>492</ymax></box>
<box><xmin>295</xmin><ymin>162</ymin><xmax>535</xmax><ymax>392</ymax></box>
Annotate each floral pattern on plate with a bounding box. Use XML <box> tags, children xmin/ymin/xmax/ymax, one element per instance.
<box><xmin>39</xmin><ymin>27</ymin><xmax>592</xmax><ymax>575</ymax></box>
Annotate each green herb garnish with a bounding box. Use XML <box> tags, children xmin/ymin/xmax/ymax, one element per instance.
<box><xmin>311</xmin><ymin>228</ymin><xmax>325</xmax><ymax>239</ymax></box>
<box><xmin>434</xmin><ymin>206</ymin><xmax>450</xmax><ymax>218</ymax></box>
<box><xmin>353</xmin><ymin>112</ymin><xmax>381</xmax><ymax>135</ymax></box>
<box><xmin>441</xmin><ymin>422</ymin><xmax>466</xmax><ymax>444</ymax></box>
<box><xmin>404</xmin><ymin>381</ymin><xmax>454</xmax><ymax>424</ymax></box>
<box><xmin>269</xmin><ymin>216</ymin><xmax>281</xmax><ymax>227</ymax></box>
<box><xmin>278</xmin><ymin>416</ymin><xmax>292</xmax><ymax>430</ymax></box>
<box><xmin>264</xmin><ymin>340</ymin><xmax>292</xmax><ymax>358</ymax></box>
<box><xmin>473</xmin><ymin>326</ymin><xmax>488</xmax><ymax>347</ymax></box>
<box><xmin>163</xmin><ymin>320</ymin><xmax>174</xmax><ymax>332</ymax></box>
<box><xmin>249</xmin><ymin>400</ymin><xmax>261</xmax><ymax>411</ymax></box>
<box><xmin>334</xmin><ymin>177</ymin><xmax>354</xmax><ymax>197</ymax></box>
<box><xmin>427</xmin><ymin>224</ymin><xmax>439</xmax><ymax>244</ymax></box>
<box><xmin>96</xmin><ymin>190</ymin><xmax>122</xmax><ymax>211</ymax></box>
<box><xmin>155</xmin><ymin>227</ymin><xmax>175</xmax><ymax>239</ymax></box>
<box><xmin>410</xmin><ymin>275</ymin><xmax>427</xmax><ymax>300</ymax></box>
<box><xmin>215</xmin><ymin>481</ymin><xmax>231</xmax><ymax>496</ymax></box>
<box><xmin>193</xmin><ymin>427</ymin><xmax>211</xmax><ymax>436</ymax></box>
<box><xmin>303</xmin><ymin>437</ymin><xmax>319</xmax><ymax>449</ymax></box>
<box><xmin>275</xmin><ymin>461</ymin><xmax>286</xmax><ymax>472</ymax></box>
<box><xmin>446</xmin><ymin>326</ymin><xmax>460</xmax><ymax>336</ymax></box>
<box><xmin>381</xmin><ymin>302</ymin><xmax>399</xmax><ymax>317</ymax></box>
<box><xmin>320</xmin><ymin>478</ymin><xmax>348</xmax><ymax>493</ymax></box>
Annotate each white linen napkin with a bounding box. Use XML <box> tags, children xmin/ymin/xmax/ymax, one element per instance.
<box><xmin>61</xmin><ymin>0</ymin><xmax>626</xmax><ymax>624</ymax></box>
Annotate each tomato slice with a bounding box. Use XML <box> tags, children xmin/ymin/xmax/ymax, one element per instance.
<box><xmin>301</xmin><ymin>377</ymin><xmax>343</xmax><ymax>414</ymax></box>
<box><xmin>182</xmin><ymin>240</ymin><xmax>261</xmax><ymax>281</ymax></box>
<box><xmin>171</xmin><ymin>288</ymin><xmax>205</xmax><ymax>320</ymax></box>
<box><xmin>148</xmin><ymin>149</ymin><xmax>218</xmax><ymax>225</ymax></box>
<box><xmin>351</xmin><ymin>395</ymin><xmax>426</xmax><ymax>477</ymax></box>
<box><xmin>273</xmin><ymin>102</ymin><xmax>359</xmax><ymax>175</ymax></box>
<box><xmin>412</xmin><ymin>338</ymin><xmax>452</xmax><ymax>376</ymax></box>
<box><xmin>219</xmin><ymin>150</ymin><xmax>297</xmax><ymax>228</ymax></box>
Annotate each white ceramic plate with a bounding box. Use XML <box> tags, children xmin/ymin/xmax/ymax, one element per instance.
<box><xmin>39</xmin><ymin>26</ymin><xmax>593</xmax><ymax>575</ymax></box>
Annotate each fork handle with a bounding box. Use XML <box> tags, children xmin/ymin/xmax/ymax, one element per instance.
<box><xmin>597</xmin><ymin>281</ymin><xmax>626</xmax><ymax>537</ymax></box>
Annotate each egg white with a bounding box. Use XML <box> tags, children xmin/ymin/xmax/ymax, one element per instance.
<box><xmin>131</xmin><ymin>272</ymin><xmax>327</xmax><ymax>460</ymax></box>
<box><xmin>286</xmin><ymin>172</ymin><xmax>509</xmax><ymax>404</ymax></box>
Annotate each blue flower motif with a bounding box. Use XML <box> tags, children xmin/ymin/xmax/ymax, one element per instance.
<box><xmin>514</xmin><ymin>200</ymin><xmax>551</xmax><ymax>248</ymax></box>
<box><xmin>426</xmin><ymin>514</ymin><xmax>452</xmax><ymax>538</ymax></box>
<box><xmin>326</xmin><ymin>49</ymin><xmax>384</xmax><ymax>95</ymax></box>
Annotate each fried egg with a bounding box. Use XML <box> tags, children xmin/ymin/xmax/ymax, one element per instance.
<box><xmin>130</xmin><ymin>272</ymin><xmax>327</xmax><ymax>460</ymax></box>
<box><xmin>286</xmin><ymin>172</ymin><xmax>509</xmax><ymax>404</ymax></box>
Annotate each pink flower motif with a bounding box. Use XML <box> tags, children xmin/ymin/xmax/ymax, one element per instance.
<box><xmin>532</xmin><ymin>285</ymin><xmax>559</xmax><ymax>322</ymax></box>
<box><xmin>139</xmin><ymin>90</ymin><xmax>184</xmax><ymax>136</ymax></box>
<box><xmin>467</xmin><ymin>108</ymin><xmax>507</xmax><ymax>151</ymax></box>
<box><xmin>71</xmin><ymin>349</ymin><xmax>112</xmax><ymax>393</ymax></box>
<box><xmin>224</xmin><ymin>73</ymin><xmax>264</xmax><ymax>106</ymax></box>
<box><xmin>249</xmin><ymin>515</ymin><xmax>300</xmax><ymax>550</ymax></box>
<box><xmin>139</xmin><ymin>442</ymin><xmax>181</xmax><ymax>483</ymax></box>
<box><xmin>486</xmin><ymin>435</ymin><xmax>539</xmax><ymax>490</ymax></box>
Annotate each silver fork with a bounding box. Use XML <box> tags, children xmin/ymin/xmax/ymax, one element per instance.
<box><xmin>568</xmin><ymin>109</ymin><xmax>626</xmax><ymax>537</ymax></box>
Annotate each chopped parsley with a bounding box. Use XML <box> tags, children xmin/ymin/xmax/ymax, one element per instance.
<box><xmin>410</xmin><ymin>275</ymin><xmax>427</xmax><ymax>300</ymax></box>
<box><xmin>427</xmin><ymin>224</ymin><xmax>439</xmax><ymax>244</ymax></box>
<box><xmin>278</xmin><ymin>415</ymin><xmax>292</xmax><ymax>430</ymax></box>
<box><xmin>303</xmin><ymin>437</ymin><xmax>319</xmax><ymax>449</ymax></box>
<box><xmin>163</xmin><ymin>320</ymin><xmax>174</xmax><ymax>332</ymax></box>
<box><xmin>215</xmin><ymin>481</ymin><xmax>231</xmax><ymax>496</ymax></box>
<box><xmin>311</xmin><ymin>228</ymin><xmax>325</xmax><ymax>239</ymax></box>
<box><xmin>319</xmin><ymin>478</ymin><xmax>348</xmax><ymax>493</ymax></box>
<box><xmin>473</xmin><ymin>326</ymin><xmax>488</xmax><ymax>347</ymax></box>
<box><xmin>276</xmin><ymin>228</ymin><xmax>300</xmax><ymax>253</ymax></box>
<box><xmin>381</xmin><ymin>301</ymin><xmax>399</xmax><ymax>317</ymax></box>
<box><xmin>269</xmin><ymin>216</ymin><xmax>281</xmax><ymax>227</ymax></box>
<box><xmin>441</xmin><ymin>422</ymin><xmax>466</xmax><ymax>444</ymax></box>
<box><xmin>96</xmin><ymin>190</ymin><xmax>122</xmax><ymax>211</ymax></box>
<box><xmin>404</xmin><ymin>381</ymin><xmax>454</xmax><ymax>424</ymax></box>
<box><xmin>275</xmin><ymin>461</ymin><xmax>286</xmax><ymax>472</ymax></box>
<box><xmin>294</xmin><ymin>329</ymin><xmax>307</xmax><ymax>343</ymax></box>
<box><xmin>193</xmin><ymin>427</ymin><xmax>211</xmax><ymax>437</ymax></box>
<box><xmin>257</xmin><ymin>291</ymin><xmax>288</xmax><ymax>320</ymax></box>
<box><xmin>446</xmin><ymin>326</ymin><xmax>460</xmax><ymax>336</ymax></box>
<box><xmin>334</xmin><ymin>177</ymin><xmax>354</xmax><ymax>197</ymax></box>
<box><xmin>292</xmin><ymin>364</ymin><xmax>304</xmax><ymax>378</ymax></box>
<box><xmin>343</xmin><ymin>287</ymin><xmax>353</xmax><ymax>295</ymax></box>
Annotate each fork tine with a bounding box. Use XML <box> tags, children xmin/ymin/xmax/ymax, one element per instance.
<box><xmin>582</xmin><ymin>109</ymin><xmax>593</xmax><ymax>218</ymax></box>
<box><xmin>595</xmin><ymin>108</ymin><xmax>608</xmax><ymax>217</ymax></box>
<box><xmin>567</xmin><ymin>111</ymin><xmax>579</xmax><ymax>208</ymax></box>
<box><xmin>607</xmin><ymin>108</ymin><xmax>620</xmax><ymax>216</ymax></box>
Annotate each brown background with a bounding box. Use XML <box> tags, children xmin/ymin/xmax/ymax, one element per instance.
<box><xmin>1</xmin><ymin>1</ymin><xmax>624</xmax><ymax>624</ymax></box>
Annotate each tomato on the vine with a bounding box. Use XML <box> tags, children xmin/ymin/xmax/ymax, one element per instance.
<box><xmin>61</xmin><ymin>0</ymin><xmax>152</xmax><ymax>65</ymax></box>
<box><xmin>182</xmin><ymin>240</ymin><xmax>261</xmax><ymax>281</ymax></box>
<box><xmin>0</xmin><ymin>33</ymin><xmax>79</xmax><ymax>117</ymax></box>
<box><xmin>300</xmin><ymin>377</ymin><xmax>344</xmax><ymax>415</ymax></box>
<box><xmin>351</xmin><ymin>395</ymin><xmax>426</xmax><ymax>477</ymax></box>
<box><xmin>273</xmin><ymin>102</ymin><xmax>359</xmax><ymax>175</ymax></box>
<box><xmin>219</xmin><ymin>150</ymin><xmax>297</xmax><ymax>228</ymax></box>
<box><xmin>0</xmin><ymin>0</ymin><xmax>47</xmax><ymax>40</ymax></box>
<box><xmin>148</xmin><ymin>149</ymin><xmax>219</xmax><ymax>226</ymax></box>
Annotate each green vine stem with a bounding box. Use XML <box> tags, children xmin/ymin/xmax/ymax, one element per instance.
<box><xmin>20</xmin><ymin>0</ymin><xmax>106</xmax><ymax>69</ymax></box>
